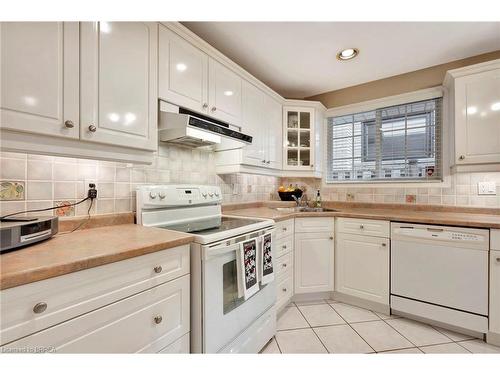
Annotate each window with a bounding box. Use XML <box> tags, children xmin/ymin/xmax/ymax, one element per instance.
<box><xmin>326</xmin><ymin>98</ymin><xmax>442</xmax><ymax>182</ymax></box>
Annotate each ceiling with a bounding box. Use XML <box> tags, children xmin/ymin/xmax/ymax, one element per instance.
<box><xmin>182</xmin><ymin>22</ymin><xmax>500</xmax><ymax>98</ymax></box>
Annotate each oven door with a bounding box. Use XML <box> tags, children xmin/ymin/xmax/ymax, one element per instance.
<box><xmin>202</xmin><ymin>229</ymin><xmax>276</xmax><ymax>353</ymax></box>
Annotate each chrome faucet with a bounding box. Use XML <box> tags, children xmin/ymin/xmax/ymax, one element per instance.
<box><xmin>292</xmin><ymin>195</ymin><xmax>302</xmax><ymax>207</ymax></box>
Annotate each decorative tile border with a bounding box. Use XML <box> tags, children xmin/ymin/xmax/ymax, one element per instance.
<box><xmin>0</xmin><ymin>181</ymin><xmax>25</xmax><ymax>201</ymax></box>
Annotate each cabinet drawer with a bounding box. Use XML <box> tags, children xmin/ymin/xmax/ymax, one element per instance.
<box><xmin>276</xmin><ymin>252</ymin><xmax>293</xmax><ymax>280</ymax></box>
<box><xmin>295</xmin><ymin>218</ymin><xmax>334</xmax><ymax>233</ymax></box>
<box><xmin>3</xmin><ymin>274</ymin><xmax>190</xmax><ymax>353</ymax></box>
<box><xmin>0</xmin><ymin>245</ymin><xmax>190</xmax><ymax>346</ymax></box>
<box><xmin>336</xmin><ymin>218</ymin><xmax>389</xmax><ymax>238</ymax></box>
<box><xmin>275</xmin><ymin>236</ymin><xmax>293</xmax><ymax>258</ymax></box>
<box><xmin>491</xmin><ymin>250</ymin><xmax>500</xmax><ymax>334</ymax></box>
<box><xmin>276</xmin><ymin>276</ymin><xmax>293</xmax><ymax>312</ymax></box>
<box><xmin>157</xmin><ymin>332</ymin><xmax>190</xmax><ymax>354</ymax></box>
<box><xmin>275</xmin><ymin>219</ymin><xmax>294</xmax><ymax>240</ymax></box>
<box><xmin>492</xmin><ymin>230</ymin><xmax>500</xmax><ymax>251</ymax></box>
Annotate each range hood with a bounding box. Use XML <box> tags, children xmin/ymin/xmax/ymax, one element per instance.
<box><xmin>158</xmin><ymin>101</ymin><xmax>252</xmax><ymax>150</ymax></box>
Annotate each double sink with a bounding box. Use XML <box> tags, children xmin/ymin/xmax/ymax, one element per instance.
<box><xmin>274</xmin><ymin>207</ymin><xmax>339</xmax><ymax>213</ymax></box>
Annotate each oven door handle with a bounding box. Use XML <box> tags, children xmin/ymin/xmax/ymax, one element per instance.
<box><xmin>203</xmin><ymin>229</ymin><xmax>275</xmax><ymax>260</ymax></box>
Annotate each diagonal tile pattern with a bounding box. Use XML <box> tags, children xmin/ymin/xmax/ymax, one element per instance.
<box><xmin>266</xmin><ymin>300</ymin><xmax>499</xmax><ymax>354</ymax></box>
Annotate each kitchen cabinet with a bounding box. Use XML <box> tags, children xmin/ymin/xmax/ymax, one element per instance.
<box><xmin>274</xmin><ymin>219</ymin><xmax>294</xmax><ymax>312</ymax></box>
<box><xmin>80</xmin><ymin>22</ymin><xmax>158</xmax><ymax>151</ymax></box>
<box><xmin>489</xmin><ymin>230</ymin><xmax>500</xmax><ymax>345</ymax></box>
<box><xmin>335</xmin><ymin>218</ymin><xmax>390</xmax><ymax>306</ymax></box>
<box><xmin>158</xmin><ymin>25</ymin><xmax>209</xmax><ymax>114</ymax></box>
<box><xmin>444</xmin><ymin>59</ymin><xmax>500</xmax><ymax>171</ymax></box>
<box><xmin>0</xmin><ymin>245</ymin><xmax>190</xmax><ymax>353</ymax></box>
<box><xmin>283</xmin><ymin>107</ymin><xmax>315</xmax><ymax>170</ymax></box>
<box><xmin>0</xmin><ymin>22</ymin><xmax>79</xmax><ymax>139</ymax></box>
<box><xmin>294</xmin><ymin>218</ymin><xmax>335</xmax><ymax>294</ymax></box>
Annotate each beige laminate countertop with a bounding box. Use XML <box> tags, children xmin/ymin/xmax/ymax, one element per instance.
<box><xmin>224</xmin><ymin>206</ymin><xmax>500</xmax><ymax>229</ymax></box>
<box><xmin>0</xmin><ymin>224</ymin><xmax>194</xmax><ymax>290</ymax></box>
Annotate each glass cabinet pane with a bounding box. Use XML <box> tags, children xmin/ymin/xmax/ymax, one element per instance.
<box><xmin>287</xmin><ymin>149</ymin><xmax>298</xmax><ymax>166</ymax></box>
<box><xmin>287</xmin><ymin>130</ymin><xmax>298</xmax><ymax>147</ymax></box>
<box><xmin>299</xmin><ymin>112</ymin><xmax>310</xmax><ymax>129</ymax></box>
<box><xmin>299</xmin><ymin>130</ymin><xmax>310</xmax><ymax>147</ymax></box>
<box><xmin>287</xmin><ymin>112</ymin><xmax>298</xmax><ymax>128</ymax></box>
<box><xmin>300</xmin><ymin>149</ymin><xmax>311</xmax><ymax>166</ymax></box>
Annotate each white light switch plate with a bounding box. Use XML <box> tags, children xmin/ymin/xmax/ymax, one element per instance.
<box><xmin>478</xmin><ymin>181</ymin><xmax>496</xmax><ymax>195</ymax></box>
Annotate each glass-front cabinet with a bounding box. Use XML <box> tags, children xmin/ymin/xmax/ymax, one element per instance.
<box><xmin>283</xmin><ymin>107</ymin><xmax>315</xmax><ymax>170</ymax></box>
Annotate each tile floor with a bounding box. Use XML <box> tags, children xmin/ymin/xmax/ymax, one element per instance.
<box><xmin>261</xmin><ymin>299</ymin><xmax>500</xmax><ymax>354</ymax></box>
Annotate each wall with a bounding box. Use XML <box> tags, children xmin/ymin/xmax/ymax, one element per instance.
<box><xmin>0</xmin><ymin>144</ymin><xmax>279</xmax><ymax>218</ymax></box>
<box><xmin>306</xmin><ymin>50</ymin><xmax>500</xmax><ymax>108</ymax></box>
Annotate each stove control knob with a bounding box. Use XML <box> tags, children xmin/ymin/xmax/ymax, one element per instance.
<box><xmin>158</xmin><ymin>192</ymin><xmax>166</xmax><ymax>199</ymax></box>
<box><xmin>209</xmin><ymin>192</ymin><xmax>214</xmax><ymax>197</ymax></box>
<box><xmin>149</xmin><ymin>192</ymin><xmax>157</xmax><ymax>199</ymax></box>
<box><xmin>202</xmin><ymin>192</ymin><xmax>208</xmax><ymax>198</ymax></box>
<box><xmin>215</xmin><ymin>192</ymin><xmax>220</xmax><ymax>197</ymax></box>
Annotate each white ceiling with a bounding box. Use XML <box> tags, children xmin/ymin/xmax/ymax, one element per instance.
<box><xmin>182</xmin><ymin>22</ymin><xmax>500</xmax><ymax>98</ymax></box>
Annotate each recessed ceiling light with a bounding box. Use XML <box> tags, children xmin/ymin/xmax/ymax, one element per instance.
<box><xmin>336</xmin><ymin>48</ymin><xmax>359</xmax><ymax>61</ymax></box>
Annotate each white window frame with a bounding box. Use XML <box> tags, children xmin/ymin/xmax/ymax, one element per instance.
<box><xmin>323</xmin><ymin>87</ymin><xmax>452</xmax><ymax>188</ymax></box>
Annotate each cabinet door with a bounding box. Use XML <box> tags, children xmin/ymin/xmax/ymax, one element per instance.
<box><xmin>208</xmin><ymin>58</ymin><xmax>242</xmax><ymax>126</ymax></box>
<box><xmin>158</xmin><ymin>25</ymin><xmax>209</xmax><ymax>114</ymax></box>
<box><xmin>265</xmin><ymin>95</ymin><xmax>283</xmax><ymax>170</ymax></box>
<box><xmin>283</xmin><ymin>107</ymin><xmax>315</xmax><ymax>170</ymax></box>
<box><xmin>455</xmin><ymin>69</ymin><xmax>500</xmax><ymax>165</ymax></box>
<box><xmin>241</xmin><ymin>81</ymin><xmax>266</xmax><ymax>167</ymax></box>
<box><xmin>336</xmin><ymin>233</ymin><xmax>389</xmax><ymax>305</ymax></box>
<box><xmin>80</xmin><ymin>22</ymin><xmax>157</xmax><ymax>150</ymax></box>
<box><xmin>0</xmin><ymin>22</ymin><xmax>79</xmax><ymax>138</ymax></box>
<box><xmin>294</xmin><ymin>232</ymin><xmax>334</xmax><ymax>294</ymax></box>
<box><xmin>490</xmin><ymin>251</ymin><xmax>500</xmax><ymax>334</ymax></box>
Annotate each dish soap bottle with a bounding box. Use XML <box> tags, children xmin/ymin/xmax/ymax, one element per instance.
<box><xmin>315</xmin><ymin>189</ymin><xmax>322</xmax><ymax>208</ymax></box>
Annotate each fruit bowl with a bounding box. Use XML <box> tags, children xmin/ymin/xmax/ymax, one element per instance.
<box><xmin>278</xmin><ymin>189</ymin><xmax>303</xmax><ymax>201</ymax></box>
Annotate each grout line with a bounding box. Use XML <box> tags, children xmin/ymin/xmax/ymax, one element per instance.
<box><xmin>455</xmin><ymin>340</ymin><xmax>475</xmax><ymax>353</ymax></box>
<box><xmin>295</xmin><ymin>302</ymin><xmax>330</xmax><ymax>353</ymax></box>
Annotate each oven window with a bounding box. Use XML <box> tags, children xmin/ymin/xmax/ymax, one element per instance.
<box><xmin>223</xmin><ymin>260</ymin><xmax>244</xmax><ymax>314</ymax></box>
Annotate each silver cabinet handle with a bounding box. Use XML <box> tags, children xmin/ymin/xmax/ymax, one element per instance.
<box><xmin>154</xmin><ymin>315</ymin><xmax>163</xmax><ymax>324</ymax></box>
<box><xmin>329</xmin><ymin>236</ymin><xmax>334</xmax><ymax>240</ymax></box>
<box><xmin>262</xmin><ymin>159</ymin><xmax>266</xmax><ymax>163</ymax></box>
<box><xmin>88</xmin><ymin>124</ymin><xmax>97</xmax><ymax>132</ymax></box>
<box><xmin>64</xmin><ymin>120</ymin><xmax>74</xmax><ymax>128</ymax></box>
<box><xmin>202</xmin><ymin>103</ymin><xmax>208</xmax><ymax>109</ymax></box>
<box><xmin>33</xmin><ymin>302</ymin><xmax>47</xmax><ymax>314</ymax></box>
<box><xmin>282</xmin><ymin>288</ymin><xmax>287</xmax><ymax>292</ymax></box>
<box><xmin>311</xmin><ymin>164</ymin><xmax>314</xmax><ymax>168</ymax></box>
<box><xmin>282</xmin><ymin>263</ymin><xmax>287</xmax><ymax>268</ymax></box>
<box><xmin>266</xmin><ymin>160</ymin><xmax>271</xmax><ymax>164</ymax></box>
<box><xmin>381</xmin><ymin>243</ymin><xmax>387</xmax><ymax>247</ymax></box>
<box><xmin>459</xmin><ymin>155</ymin><xmax>465</xmax><ymax>160</ymax></box>
<box><xmin>282</xmin><ymin>227</ymin><xmax>287</xmax><ymax>231</ymax></box>
<box><xmin>211</xmin><ymin>106</ymin><xmax>216</xmax><ymax>112</ymax></box>
<box><xmin>359</xmin><ymin>225</ymin><xmax>364</xmax><ymax>229</ymax></box>
<box><xmin>496</xmin><ymin>257</ymin><xmax>500</xmax><ymax>262</ymax></box>
<box><xmin>154</xmin><ymin>266</ymin><xmax>163</xmax><ymax>274</ymax></box>
<box><xmin>282</xmin><ymin>245</ymin><xmax>287</xmax><ymax>249</ymax></box>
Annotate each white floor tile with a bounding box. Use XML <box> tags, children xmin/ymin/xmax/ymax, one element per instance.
<box><xmin>275</xmin><ymin>328</ymin><xmax>327</xmax><ymax>354</ymax></box>
<box><xmin>314</xmin><ymin>324</ymin><xmax>374</xmax><ymax>353</ymax></box>
<box><xmin>379</xmin><ymin>348</ymin><xmax>422</xmax><ymax>354</ymax></box>
<box><xmin>458</xmin><ymin>340</ymin><xmax>500</xmax><ymax>353</ymax></box>
<box><xmin>432</xmin><ymin>326</ymin><xmax>476</xmax><ymax>342</ymax></box>
<box><xmin>260</xmin><ymin>338</ymin><xmax>280</xmax><ymax>354</ymax></box>
<box><xmin>386</xmin><ymin>318</ymin><xmax>452</xmax><ymax>347</ymax></box>
<box><xmin>330</xmin><ymin>303</ymin><xmax>380</xmax><ymax>323</ymax></box>
<box><xmin>419</xmin><ymin>343</ymin><xmax>470</xmax><ymax>354</ymax></box>
<box><xmin>351</xmin><ymin>320</ymin><xmax>414</xmax><ymax>352</ymax></box>
<box><xmin>277</xmin><ymin>306</ymin><xmax>309</xmax><ymax>331</ymax></box>
<box><xmin>298</xmin><ymin>304</ymin><xmax>345</xmax><ymax>327</ymax></box>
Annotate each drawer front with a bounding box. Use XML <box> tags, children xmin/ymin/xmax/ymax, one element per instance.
<box><xmin>295</xmin><ymin>218</ymin><xmax>334</xmax><ymax>233</ymax></box>
<box><xmin>275</xmin><ymin>219</ymin><xmax>294</xmax><ymax>240</ymax></box>
<box><xmin>492</xmin><ymin>230</ymin><xmax>500</xmax><ymax>251</ymax></box>
<box><xmin>275</xmin><ymin>236</ymin><xmax>293</xmax><ymax>258</ymax></box>
<box><xmin>336</xmin><ymin>218</ymin><xmax>389</xmax><ymax>238</ymax></box>
<box><xmin>276</xmin><ymin>275</ymin><xmax>293</xmax><ymax>312</ymax></box>
<box><xmin>276</xmin><ymin>252</ymin><xmax>293</xmax><ymax>280</ymax></box>
<box><xmin>157</xmin><ymin>332</ymin><xmax>190</xmax><ymax>354</ymax></box>
<box><xmin>0</xmin><ymin>245</ymin><xmax>190</xmax><ymax>345</ymax></box>
<box><xmin>3</xmin><ymin>274</ymin><xmax>190</xmax><ymax>353</ymax></box>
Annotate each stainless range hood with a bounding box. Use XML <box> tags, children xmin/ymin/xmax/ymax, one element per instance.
<box><xmin>158</xmin><ymin>101</ymin><xmax>252</xmax><ymax>150</ymax></box>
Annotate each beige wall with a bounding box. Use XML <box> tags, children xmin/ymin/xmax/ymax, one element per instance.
<box><xmin>306</xmin><ymin>50</ymin><xmax>500</xmax><ymax>108</ymax></box>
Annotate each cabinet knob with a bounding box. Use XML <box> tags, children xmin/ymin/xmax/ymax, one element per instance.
<box><xmin>262</xmin><ymin>159</ymin><xmax>266</xmax><ymax>163</ymax></box>
<box><xmin>311</xmin><ymin>164</ymin><xmax>314</xmax><ymax>168</ymax></box>
<box><xmin>33</xmin><ymin>302</ymin><xmax>47</xmax><ymax>314</ymax></box>
<box><xmin>282</xmin><ymin>227</ymin><xmax>287</xmax><ymax>231</ymax></box>
<box><xmin>154</xmin><ymin>266</ymin><xmax>163</xmax><ymax>274</ymax></box>
<box><xmin>496</xmin><ymin>257</ymin><xmax>500</xmax><ymax>262</ymax></box>
<box><xmin>459</xmin><ymin>155</ymin><xmax>465</xmax><ymax>160</ymax></box>
<box><xmin>64</xmin><ymin>120</ymin><xmax>75</xmax><ymax>128</ymax></box>
<box><xmin>88</xmin><ymin>124</ymin><xmax>97</xmax><ymax>132</ymax></box>
<box><xmin>282</xmin><ymin>245</ymin><xmax>287</xmax><ymax>249</ymax></box>
<box><xmin>266</xmin><ymin>160</ymin><xmax>271</xmax><ymax>164</ymax></box>
<box><xmin>202</xmin><ymin>103</ymin><xmax>208</xmax><ymax>109</ymax></box>
<box><xmin>359</xmin><ymin>225</ymin><xmax>364</xmax><ymax>229</ymax></box>
<box><xmin>381</xmin><ymin>243</ymin><xmax>387</xmax><ymax>247</ymax></box>
<box><xmin>153</xmin><ymin>315</ymin><xmax>163</xmax><ymax>324</ymax></box>
<box><xmin>329</xmin><ymin>236</ymin><xmax>334</xmax><ymax>240</ymax></box>
<box><xmin>282</xmin><ymin>288</ymin><xmax>287</xmax><ymax>292</ymax></box>
<box><xmin>211</xmin><ymin>106</ymin><xmax>216</xmax><ymax>112</ymax></box>
<box><xmin>282</xmin><ymin>263</ymin><xmax>287</xmax><ymax>268</ymax></box>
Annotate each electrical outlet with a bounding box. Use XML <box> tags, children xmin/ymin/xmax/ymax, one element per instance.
<box><xmin>83</xmin><ymin>180</ymin><xmax>97</xmax><ymax>198</ymax></box>
<box><xmin>478</xmin><ymin>181</ymin><xmax>496</xmax><ymax>195</ymax></box>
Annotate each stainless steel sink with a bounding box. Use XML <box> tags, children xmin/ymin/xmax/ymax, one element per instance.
<box><xmin>274</xmin><ymin>207</ymin><xmax>339</xmax><ymax>213</ymax></box>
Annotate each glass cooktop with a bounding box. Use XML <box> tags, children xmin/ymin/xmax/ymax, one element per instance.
<box><xmin>192</xmin><ymin>216</ymin><xmax>264</xmax><ymax>235</ymax></box>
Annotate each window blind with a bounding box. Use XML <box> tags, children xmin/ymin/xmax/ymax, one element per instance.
<box><xmin>326</xmin><ymin>98</ymin><xmax>442</xmax><ymax>182</ymax></box>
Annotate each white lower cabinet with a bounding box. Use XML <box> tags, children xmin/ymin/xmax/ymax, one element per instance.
<box><xmin>274</xmin><ymin>219</ymin><xmax>294</xmax><ymax>312</ymax></box>
<box><xmin>294</xmin><ymin>218</ymin><xmax>335</xmax><ymax>294</ymax></box>
<box><xmin>335</xmin><ymin>218</ymin><xmax>390</xmax><ymax>306</ymax></box>
<box><xmin>490</xmin><ymin>230</ymin><xmax>500</xmax><ymax>339</ymax></box>
<box><xmin>0</xmin><ymin>246</ymin><xmax>190</xmax><ymax>353</ymax></box>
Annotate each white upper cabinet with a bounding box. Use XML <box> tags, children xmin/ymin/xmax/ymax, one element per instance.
<box><xmin>241</xmin><ymin>80</ymin><xmax>266</xmax><ymax>166</ymax></box>
<box><xmin>445</xmin><ymin>60</ymin><xmax>500</xmax><ymax>170</ymax></box>
<box><xmin>158</xmin><ymin>25</ymin><xmax>209</xmax><ymax>114</ymax></box>
<box><xmin>208</xmin><ymin>58</ymin><xmax>242</xmax><ymax>126</ymax></box>
<box><xmin>265</xmin><ymin>95</ymin><xmax>283</xmax><ymax>170</ymax></box>
<box><xmin>283</xmin><ymin>107</ymin><xmax>315</xmax><ymax>171</ymax></box>
<box><xmin>80</xmin><ymin>22</ymin><xmax>157</xmax><ymax>151</ymax></box>
<box><xmin>0</xmin><ymin>22</ymin><xmax>79</xmax><ymax>138</ymax></box>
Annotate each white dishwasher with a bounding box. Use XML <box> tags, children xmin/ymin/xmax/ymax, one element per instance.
<box><xmin>390</xmin><ymin>222</ymin><xmax>489</xmax><ymax>333</ymax></box>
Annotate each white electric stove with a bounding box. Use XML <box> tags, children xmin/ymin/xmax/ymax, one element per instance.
<box><xmin>136</xmin><ymin>185</ymin><xmax>277</xmax><ymax>353</ymax></box>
